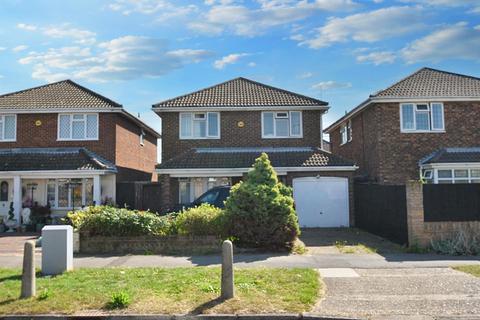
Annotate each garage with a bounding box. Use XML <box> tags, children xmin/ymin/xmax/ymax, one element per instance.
<box><xmin>292</xmin><ymin>176</ymin><xmax>349</xmax><ymax>228</ymax></box>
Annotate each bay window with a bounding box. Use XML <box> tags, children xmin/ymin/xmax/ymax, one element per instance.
<box><xmin>179</xmin><ymin>177</ymin><xmax>231</xmax><ymax>204</ymax></box>
<box><xmin>400</xmin><ymin>103</ymin><xmax>444</xmax><ymax>132</ymax></box>
<box><xmin>58</xmin><ymin>113</ymin><xmax>98</xmax><ymax>140</ymax></box>
<box><xmin>47</xmin><ymin>178</ymin><xmax>94</xmax><ymax>209</ymax></box>
<box><xmin>180</xmin><ymin>112</ymin><xmax>220</xmax><ymax>139</ymax></box>
<box><xmin>262</xmin><ymin>111</ymin><xmax>302</xmax><ymax>138</ymax></box>
<box><xmin>0</xmin><ymin>115</ymin><xmax>16</xmax><ymax>142</ymax></box>
<box><xmin>423</xmin><ymin>168</ymin><xmax>480</xmax><ymax>184</ymax></box>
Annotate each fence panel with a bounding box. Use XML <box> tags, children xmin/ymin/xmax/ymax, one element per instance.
<box><xmin>354</xmin><ymin>183</ymin><xmax>408</xmax><ymax>245</ymax></box>
<box><xmin>116</xmin><ymin>182</ymin><xmax>162</xmax><ymax>214</ymax></box>
<box><xmin>423</xmin><ymin>184</ymin><xmax>480</xmax><ymax>222</ymax></box>
<box><xmin>141</xmin><ymin>183</ymin><xmax>162</xmax><ymax>213</ymax></box>
<box><xmin>116</xmin><ymin>182</ymin><xmax>137</xmax><ymax>209</ymax></box>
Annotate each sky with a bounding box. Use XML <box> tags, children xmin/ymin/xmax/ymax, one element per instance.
<box><xmin>0</xmin><ymin>0</ymin><xmax>480</xmax><ymax>135</ymax></box>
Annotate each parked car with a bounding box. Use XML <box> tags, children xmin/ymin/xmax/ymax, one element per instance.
<box><xmin>170</xmin><ymin>186</ymin><xmax>231</xmax><ymax>213</ymax></box>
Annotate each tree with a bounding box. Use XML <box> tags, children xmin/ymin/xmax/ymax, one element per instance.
<box><xmin>224</xmin><ymin>153</ymin><xmax>300</xmax><ymax>249</ymax></box>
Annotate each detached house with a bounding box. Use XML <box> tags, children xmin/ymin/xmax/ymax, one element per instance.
<box><xmin>153</xmin><ymin>77</ymin><xmax>357</xmax><ymax>228</ymax></box>
<box><xmin>326</xmin><ymin>67</ymin><xmax>480</xmax><ymax>185</ymax></box>
<box><xmin>0</xmin><ymin>80</ymin><xmax>160</xmax><ymax>223</ymax></box>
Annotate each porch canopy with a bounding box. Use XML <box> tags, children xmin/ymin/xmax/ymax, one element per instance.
<box><xmin>0</xmin><ymin>147</ymin><xmax>116</xmax><ymax>223</ymax></box>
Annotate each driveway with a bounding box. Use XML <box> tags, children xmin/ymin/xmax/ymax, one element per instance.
<box><xmin>0</xmin><ymin>233</ymin><xmax>40</xmax><ymax>255</ymax></box>
<box><xmin>315</xmin><ymin>267</ymin><xmax>480</xmax><ymax>319</ymax></box>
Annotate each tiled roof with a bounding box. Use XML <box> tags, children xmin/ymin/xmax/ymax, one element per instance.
<box><xmin>420</xmin><ymin>148</ymin><xmax>480</xmax><ymax>165</ymax></box>
<box><xmin>153</xmin><ymin>77</ymin><xmax>327</xmax><ymax>108</ymax></box>
<box><xmin>0</xmin><ymin>80</ymin><xmax>122</xmax><ymax>109</ymax></box>
<box><xmin>157</xmin><ymin>147</ymin><xmax>355</xmax><ymax>169</ymax></box>
<box><xmin>373</xmin><ymin>67</ymin><xmax>480</xmax><ymax>98</ymax></box>
<box><xmin>0</xmin><ymin>148</ymin><xmax>117</xmax><ymax>171</ymax></box>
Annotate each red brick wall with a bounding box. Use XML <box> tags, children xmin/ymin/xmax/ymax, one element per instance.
<box><xmin>330</xmin><ymin>101</ymin><xmax>480</xmax><ymax>184</ymax></box>
<box><xmin>115</xmin><ymin>114</ymin><xmax>158</xmax><ymax>182</ymax></box>
<box><xmin>157</xmin><ymin>110</ymin><xmax>324</xmax><ymax>162</ymax></box>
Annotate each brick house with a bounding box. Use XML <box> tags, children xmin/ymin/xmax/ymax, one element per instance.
<box><xmin>153</xmin><ymin>77</ymin><xmax>357</xmax><ymax>228</ymax></box>
<box><xmin>326</xmin><ymin>67</ymin><xmax>480</xmax><ymax>185</ymax></box>
<box><xmin>0</xmin><ymin>80</ymin><xmax>160</xmax><ymax>224</ymax></box>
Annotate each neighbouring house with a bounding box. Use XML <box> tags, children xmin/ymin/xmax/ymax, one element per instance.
<box><xmin>325</xmin><ymin>67</ymin><xmax>480</xmax><ymax>185</ymax></box>
<box><xmin>153</xmin><ymin>77</ymin><xmax>357</xmax><ymax>228</ymax></box>
<box><xmin>0</xmin><ymin>80</ymin><xmax>160</xmax><ymax>224</ymax></box>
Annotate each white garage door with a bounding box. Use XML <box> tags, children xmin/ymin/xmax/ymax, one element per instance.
<box><xmin>293</xmin><ymin>177</ymin><xmax>349</xmax><ymax>228</ymax></box>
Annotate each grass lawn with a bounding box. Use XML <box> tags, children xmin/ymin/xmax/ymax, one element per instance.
<box><xmin>453</xmin><ymin>265</ymin><xmax>480</xmax><ymax>277</ymax></box>
<box><xmin>0</xmin><ymin>267</ymin><xmax>322</xmax><ymax>315</ymax></box>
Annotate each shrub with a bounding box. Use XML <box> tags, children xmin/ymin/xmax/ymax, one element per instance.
<box><xmin>431</xmin><ymin>230</ymin><xmax>480</xmax><ymax>255</ymax></box>
<box><xmin>107</xmin><ymin>291</ymin><xmax>131</xmax><ymax>309</ymax></box>
<box><xmin>224</xmin><ymin>153</ymin><xmax>300</xmax><ymax>249</ymax></box>
<box><xmin>67</xmin><ymin>206</ymin><xmax>172</xmax><ymax>237</ymax></box>
<box><xmin>175</xmin><ymin>204</ymin><xmax>226</xmax><ymax>236</ymax></box>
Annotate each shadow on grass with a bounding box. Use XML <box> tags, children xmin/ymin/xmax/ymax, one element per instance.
<box><xmin>0</xmin><ymin>274</ymin><xmax>21</xmax><ymax>283</ymax></box>
<box><xmin>190</xmin><ymin>296</ymin><xmax>226</xmax><ymax>314</ymax></box>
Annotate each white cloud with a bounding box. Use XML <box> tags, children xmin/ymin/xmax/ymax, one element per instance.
<box><xmin>214</xmin><ymin>53</ymin><xmax>249</xmax><ymax>69</ymax></box>
<box><xmin>401</xmin><ymin>0</ymin><xmax>478</xmax><ymax>6</ymax></box>
<box><xmin>0</xmin><ymin>47</ymin><xmax>6</xmax><ymax>52</ymax></box>
<box><xmin>42</xmin><ymin>25</ymin><xmax>96</xmax><ymax>45</ymax></box>
<box><xmin>19</xmin><ymin>36</ymin><xmax>213</xmax><ymax>82</ymax></box>
<box><xmin>12</xmin><ymin>45</ymin><xmax>28</xmax><ymax>52</ymax></box>
<box><xmin>298</xmin><ymin>72</ymin><xmax>313</xmax><ymax>79</ymax></box>
<box><xmin>109</xmin><ymin>0</ymin><xmax>197</xmax><ymax>22</ymax></box>
<box><xmin>189</xmin><ymin>0</ymin><xmax>358</xmax><ymax>37</ymax></box>
<box><xmin>247</xmin><ymin>62</ymin><xmax>256</xmax><ymax>67</ymax></box>
<box><xmin>312</xmin><ymin>80</ymin><xmax>352</xmax><ymax>90</ymax></box>
<box><xmin>356</xmin><ymin>50</ymin><xmax>396</xmax><ymax>65</ymax></box>
<box><xmin>401</xmin><ymin>22</ymin><xmax>480</xmax><ymax>63</ymax></box>
<box><xmin>301</xmin><ymin>6</ymin><xmax>425</xmax><ymax>48</ymax></box>
<box><xmin>17</xmin><ymin>23</ymin><xmax>37</xmax><ymax>31</ymax></box>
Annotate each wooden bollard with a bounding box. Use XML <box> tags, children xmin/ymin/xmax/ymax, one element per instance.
<box><xmin>21</xmin><ymin>240</ymin><xmax>36</xmax><ymax>298</ymax></box>
<box><xmin>221</xmin><ymin>240</ymin><xmax>234</xmax><ymax>299</ymax></box>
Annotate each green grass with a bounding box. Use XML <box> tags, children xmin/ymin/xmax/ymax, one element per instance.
<box><xmin>453</xmin><ymin>265</ymin><xmax>480</xmax><ymax>277</ymax></box>
<box><xmin>0</xmin><ymin>267</ymin><xmax>322</xmax><ymax>315</ymax></box>
<box><xmin>334</xmin><ymin>240</ymin><xmax>377</xmax><ymax>254</ymax></box>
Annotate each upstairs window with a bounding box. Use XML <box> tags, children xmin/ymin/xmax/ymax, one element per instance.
<box><xmin>400</xmin><ymin>103</ymin><xmax>444</xmax><ymax>132</ymax></box>
<box><xmin>180</xmin><ymin>112</ymin><xmax>220</xmax><ymax>139</ymax></box>
<box><xmin>0</xmin><ymin>115</ymin><xmax>16</xmax><ymax>142</ymax></box>
<box><xmin>58</xmin><ymin>113</ymin><xmax>98</xmax><ymax>140</ymax></box>
<box><xmin>340</xmin><ymin>120</ymin><xmax>352</xmax><ymax>145</ymax></box>
<box><xmin>262</xmin><ymin>111</ymin><xmax>302</xmax><ymax>138</ymax></box>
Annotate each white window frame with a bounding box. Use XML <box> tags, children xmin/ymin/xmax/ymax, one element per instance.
<box><xmin>400</xmin><ymin>102</ymin><xmax>445</xmax><ymax>133</ymax></box>
<box><xmin>0</xmin><ymin>114</ymin><xmax>17</xmax><ymax>142</ymax></box>
<box><xmin>261</xmin><ymin>111</ymin><xmax>303</xmax><ymax>139</ymax></box>
<box><xmin>178</xmin><ymin>177</ymin><xmax>231</xmax><ymax>204</ymax></box>
<box><xmin>340</xmin><ymin>120</ymin><xmax>352</xmax><ymax>145</ymax></box>
<box><xmin>140</xmin><ymin>129</ymin><xmax>145</xmax><ymax>146</ymax></box>
<box><xmin>57</xmin><ymin>113</ymin><xmax>99</xmax><ymax>141</ymax></box>
<box><xmin>179</xmin><ymin>112</ymin><xmax>220</xmax><ymax>140</ymax></box>
<box><xmin>47</xmin><ymin>178</ymin><xmax>94</xmax><ymax>209</ymax></box>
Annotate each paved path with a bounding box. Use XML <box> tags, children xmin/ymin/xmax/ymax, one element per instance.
<box><xmin>315</xmin><ymin>267</ymin><xmax>480</xmax><ymax>319</ymax></box>
<box><xmin>0</xmin><ymin>233</ymin><xmax>40</xmax><ymax>255</ymax></box>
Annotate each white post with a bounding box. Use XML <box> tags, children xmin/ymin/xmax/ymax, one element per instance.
<box><xmin>93</xmin><ymin>175</ymin><xmax>101</xmax><ymax>206</ymax></box>
<box><xmin>13</xmin><ymin>176</ymin><xmax>21</xmax><ymax>225</ymax></box>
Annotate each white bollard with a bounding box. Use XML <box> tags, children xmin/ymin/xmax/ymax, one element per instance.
<box><xmin>21</xmin><ymin>240</ymin><xmax>36</xmax><ymax>298</ymax></box>
<box><xmin>221</xmin><ymin>240</ymin><xmax>234</xmax><ymax>300</ymax></box>
<box><xmin>41</xmin><ymin>225</ymin><xmax>73</xmax><ymax>275</ymax></box>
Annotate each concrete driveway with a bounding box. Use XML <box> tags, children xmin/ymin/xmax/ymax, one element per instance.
<box><xmin>315</xmin><ymin>267</ymin><xmax>480</xmax><ymax>319</ymax></box>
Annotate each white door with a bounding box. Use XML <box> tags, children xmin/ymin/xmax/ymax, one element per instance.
<box><xmin>293</xmin><ymin>177</ymin><xmax>349</xmax><ymax>228</ymax></box>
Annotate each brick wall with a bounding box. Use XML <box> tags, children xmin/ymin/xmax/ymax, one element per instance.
<box><xmin>157</xmin><ymin>110</ymin><xmax>324</xmax><ymax>162</ymax></box>
<box><xmin>330</xmin><ymin>101</ymin><xmax>480</xmax><ymax>184</ymax></box>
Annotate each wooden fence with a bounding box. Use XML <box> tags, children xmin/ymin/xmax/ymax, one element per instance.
<box><xmin>116</xmin><ymin>182</ymin><xmax>162</xmax><ymax>214</ymax></box>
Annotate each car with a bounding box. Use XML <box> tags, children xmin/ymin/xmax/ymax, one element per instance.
<box><xmin>170</xmin><ymin>186</ymin><xmax>231</xmax><ymax>212</ymax></box>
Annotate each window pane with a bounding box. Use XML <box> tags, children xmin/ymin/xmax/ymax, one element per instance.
<box><xmin>179</xmin><ymin>180</ymin><xmax>191</xmax><ymax>204</ymax></box>
<box><xmin>85</xmin><ymin>179</ymin><xmax>93</xmax><ymax>206</ymax></box>
<box><xmin>71</xmin><ymin>179</ymin><xmax>82</xmax><ymax>208</ymax></box>
<box><xmin>471</xmin><ymin>169</ymin><xmax>480</xmax><ymax>177</ymax></box>
<box><xmin>275</xmin><ymin>118</ymin><xmax>289</xmax><ymax>136</ymax></box>
<box><xmin>180</xmin><ymin>113</ymin><xmax>192</xmax><ymax>138</ymax></box>
<box><xmin>341</xmin><ymin>126</ymin><xmax>347</xmax><ymax>144</ymax></box>
<box><xmin>4</xmin><ymin>116</ymin><xmax>15</xmax><ymax>140</ymax></box>
<box><xmin>193</xmin><ymin>119</ymin><xmax>206</xmax><ymax>137</ymax></box>
<box><xmin>454</xmin><ymin>169</ymin><xmax>468</xmax><ymax>178</ymax></box>
<box><xmin>438</xmin><ymin>170</ymin><xmax>452</xmax><ymax>178</ymax></box>
<box><xmin>58</xmin><ymin>181</ymin><xmax>69</xmax><ymax>208</ymax></box>
<box><xmin>0</xmin><ymin>122</ymin><xmax>4</xmax><ymax>140</ymax></box>
<box><xmin>438</xmin><ymin>180</ymin><xmax>453</xmax><ymax>184</ymax></box>
<box><xmin>207</xmin><ymin>113</ymin><xmax>219</xmax><ymax>137</ymax></box>
<box><xmin>290</xmin><ymin>112</ymin><xmax>301</xmax><ymax>136</ymax></box>
<box><xmin>431</xmin><ymin>103</ymin><xmax>444</xmax><ymax>130</ymax></box>
<box><xmin>72</xmin><ymin>121</ymin><xmax>85</xmax><ymax>139</ymax></box>
<box><xmin>263</xmin><ymin>113</ymin><xmax>274</xmax><ymax>136</ymax></box>
<box><xmin>471</xmin><ymin>179</ymin><xmax>480</xmax><ymax>184</ymax></box>
<box><xmin>415</xmin><ymin>112</ymin><xmax>430</xmax><ymax>130</ymax></box>
<box><xmin>73</xmin><ymin>114</ymin><xmax>84</xmax><ymax>120</ymax></box>
<box><xmin>47</xmin><ymin>182</ymin><xmax>56</xmax><ymax>208</ymax></box>
<box><xmin>86</xmin><ymin>115</ymin><xmax>98</xmax><ymax>139</ymax></box>
<box><xmin>401</xmin><ymin>104</ymin><xmax>414</xmax><ymax>130</ymax></box>
<box><xmin>59</xmin><ymin>115</ymin><xmax>71</xmax><ymax>139</ymax></box>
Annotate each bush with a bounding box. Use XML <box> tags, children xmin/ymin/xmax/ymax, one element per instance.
<box><xmin>107</xmin><ymin>291</ymin><xmax>131</xmax><ymax>309</ymax></box>
<box><xmin>431</xmin><ymin>230</ymin><xmax>480</xmax><ymax>255</ymax></box>
<box><xmin>224</xmin><ymin>153</ymin><xmax>300</xmax><ymax>249</ymax></box>
<box><xmin>175</xmin><ymin>204</ymin><xmax>226</xmax><ymax>237</ymax></box>
<box><xmin>67</xmin><ymin>206</ymin><xmax>173</xmax><ymax>237</ymax></box>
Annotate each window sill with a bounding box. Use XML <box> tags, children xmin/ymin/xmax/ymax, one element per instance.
<box><xmin>400</xmin><ymin>130</ymin><xmax>445</xmax><ymax>133</ymax></box>
<box><xmin>0</xmin><ymin>139</ymin><xmax>16</xmax><ymax>142</ymax></box>
<box><xmin>179</xmin><ymin>137</ymin><xmax>220</xmax><ymax>140</ymax></box>
<box><xmin>262</xmin><ymin>136</ymin><xmax>303</xmax><ymax>139</ymax></box>
<box><xmin>57</xmin><ymin>138</ymin><xmax>99</xmax><ymax>141</ymax></box>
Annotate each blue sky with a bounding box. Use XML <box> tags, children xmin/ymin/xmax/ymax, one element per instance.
<box><xmin>0</xmin><ymin>0</ymin><xmax>480</xmax><ymax>134</ymax></box>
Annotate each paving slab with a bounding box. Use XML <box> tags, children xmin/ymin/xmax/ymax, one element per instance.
<box><xmin>317</xmin><ymin>268</ymin><xmax>359</xmax><ymax>278</ymax></box>
<box><xmin>315</xmin><ymin>268</ymin><xmax>480</xmax><ymax>318</ymax></box>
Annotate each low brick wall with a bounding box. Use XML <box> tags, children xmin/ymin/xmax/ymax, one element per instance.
<box><xmin>406</xmin><ymin>181</ymin><xmax>480</xmax><ymax>247</ymax></box>
<box><xmin>80</xmin><ymin>235</ymin><xmax>223</xmax><ymax>255</ymax></box>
